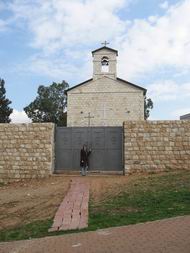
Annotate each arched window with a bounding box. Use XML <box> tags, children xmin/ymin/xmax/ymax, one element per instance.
<box><xmin>101</xmin><ymin>56</ymin><xmax>109</xmax><ymax>73</ymax></box>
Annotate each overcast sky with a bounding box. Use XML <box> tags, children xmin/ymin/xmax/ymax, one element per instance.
<box><xmin>0</xmin><ymin>0</ymin><xmax>190</xmax><ymax>122</ymax></box>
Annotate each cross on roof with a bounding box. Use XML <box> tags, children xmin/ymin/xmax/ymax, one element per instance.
<box><xmin>101</xmin><ymin>41</ymin><xmax>109</xmax><ymax>47</ymax></box>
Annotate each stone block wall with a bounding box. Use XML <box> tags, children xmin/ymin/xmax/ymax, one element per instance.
<box><xmin>67</xmin><ymin>77</ymin><xmax>144</xmax><ymax>127</ymax></box>
<box><xmin>124</xmin><ymin>121</ymin><xmax>190</xmax><ymax>174</ymax></box>
<box><xmin>0</xmin><ymin>123</ymin><xmax>55</xmax><ymax>183</ymax></box>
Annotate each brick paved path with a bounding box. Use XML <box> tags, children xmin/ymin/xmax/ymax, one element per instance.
<box><xmin>49</xmin><ymin>179</ymin><xmax>89</xmax><ymax>232</ymax></box>
<box><xmin>1</xmin><ymin>216</ymin><xmax>190</xmax><ymax>253</ymax></box>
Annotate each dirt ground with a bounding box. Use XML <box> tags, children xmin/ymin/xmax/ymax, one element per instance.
<box><xmin>0</xmin><ymin>174</ymin><xmax>136</xmax><ymax>231</ymax></box>
<box><xmin>0</xmin><ymin>176</ymin><xmax>69</xmax><ymax>231</ymax></box>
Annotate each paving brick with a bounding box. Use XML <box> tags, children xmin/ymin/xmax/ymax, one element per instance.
<box><xmin>1</xmin><ymin>216</ymin><xmax>190</xmax><ymax>253</ymax></box>
<box><xmin>49</xmin><ymin>178</ymin><xmax>90</xmax><ymax>232</ymax></box>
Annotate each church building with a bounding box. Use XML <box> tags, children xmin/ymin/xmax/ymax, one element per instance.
<box><xmin>66</xmin><ymin>44</ymin><xmax>147</xmax><ymax>127</ymax></box>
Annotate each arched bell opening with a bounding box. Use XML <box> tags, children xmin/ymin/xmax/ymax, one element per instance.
<box><xmin>101</xmin><ymin>56</ymin><xmax>109</xmax><ymax>73</ymax></box>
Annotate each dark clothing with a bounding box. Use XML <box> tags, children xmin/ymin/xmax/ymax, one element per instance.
<box><xmin>80</xmin><ymin>149</ymin><xmax>91</xmax><ymax>167</ymax></box>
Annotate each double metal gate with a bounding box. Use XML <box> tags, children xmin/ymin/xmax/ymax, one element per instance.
<box><xmin>55</xmin><ymin>127</ymin><xmax>123</xmax><ymax>172</ymax></box>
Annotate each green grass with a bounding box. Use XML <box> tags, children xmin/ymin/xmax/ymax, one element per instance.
<box><xmin>0</xmin><ymin>219</ymin><xmax>87</xmax><ymax>242</ymax></box>
<box><xmin>0</xmin><ymin>220</ymin><xmax>52</xmax><ymax>242</ymax></box>
<box><xmin>89</xmin><ymin>171</ymin><xmax>190</xmax><ymax>229</ymax></box>
<box><xmin>1</xmin><ymin>171</ymin><xmax>190</xmax><ymax>242</ymax></box>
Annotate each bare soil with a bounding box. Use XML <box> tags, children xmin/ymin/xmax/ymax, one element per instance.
<box><xmin>0</xmin><ymin>176</ymin><xmax>71</xmax><ymax>231</ymax></box>
<box><xmin>0</xmin><ymin>173</ymin><xmax>168</xmax><ymax>231</ymax></box>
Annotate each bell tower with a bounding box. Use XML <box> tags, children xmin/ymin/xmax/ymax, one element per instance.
<box><xmin>92</xmin><ymin>42</ymin><xmax>118</xmax><ymax>80</ymax></box>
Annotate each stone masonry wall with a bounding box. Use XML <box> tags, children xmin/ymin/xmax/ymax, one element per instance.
<box><xmin>67</xmin><ymin>77</ymin><xmax>144</xmax><ymax>127</ymax></box>
<box><xmin>0</xmin><ymin>123</ymin><xmax>55</xmax><ymax>183</ymax></box>
<box><xmin>124</xmin><ymin>121</ymin><xmax>190</xmax><ymax>174</ymax></box>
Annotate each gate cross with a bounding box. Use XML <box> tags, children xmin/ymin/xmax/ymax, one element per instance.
<box><xmin>84</xmin><ymin>112</ymin><xmax>94</xmax><ymax>127</ymax></box>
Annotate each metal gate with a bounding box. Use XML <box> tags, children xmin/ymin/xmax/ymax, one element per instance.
<box><xmin>55</xmin><ymin>127</ymin><xmax>123</xmax><ymax>172</ymax></box>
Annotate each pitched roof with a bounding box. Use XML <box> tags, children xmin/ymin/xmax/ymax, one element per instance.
<box><xmin>65</xmin><ymin>77</ymin><xmax>147</xmax><ymax>95</ymax></box>
<box><xmin>180</xmin><ymin>113</ymin><xmax>190</xmax><ymax>120</ymax></box>
<box><xmin>65</xmin><ymin>79</ymin><xmax>92</xmax><ymax>94</ymax></box>
<box><xmin>92</xmin><ymin>46</ymin><xmax>118</xmax><ymax>56</ymax></box>
<box><xmin>117</xmin><ymin>77</ymin><xmax>147</xmax><ymax>95</ymax></box>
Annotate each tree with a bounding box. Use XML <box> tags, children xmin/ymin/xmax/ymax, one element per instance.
<box><xmin>144</xmin><ymin>97</ymin><xmax>153</xmax><ymax>120</ymax></box>
<box><xmin>0</xmin><ymin>78</ymin><xmax>13</xmax><ymax>123</ymax></box>
<box><xmin>24</xmin><ymin>81</ymin><xmax>69</xmax><ymax>126</ymax></box>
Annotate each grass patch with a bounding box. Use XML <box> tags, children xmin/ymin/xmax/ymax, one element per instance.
<box><xmin>1</xmin><ymin>171</ymin><xmax>190</xmax><ymax>242</ymax></box>
<box><xmin>0</xmin><ymin>182</ymin><xmax>5</xmax><ymax>187</ymax></box>
<box><xmin>0</xmin><ymin>219</ymin><xmax>88</xmax><ymax>242</ymax></box>
<box><xmin>0</xmin><ymin>220</ymin><xmax>52</xmax><ymax>242</ymax></box>
<box><xmin>89</xmin><ymin>171</ymin><xmax>190</xmax><ymax>229</ymax></box>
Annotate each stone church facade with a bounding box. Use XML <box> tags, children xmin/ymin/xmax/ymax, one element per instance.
<box><xmin>66</xmin><ymin>46</ymin><xmax>146</xmax><ymax>127</ymax></box>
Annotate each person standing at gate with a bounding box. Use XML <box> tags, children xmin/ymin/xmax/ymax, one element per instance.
<box><xmin>80</xmin><ymin>145</ymin><xmax>91</xmax><ymax>176</ymax></box>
